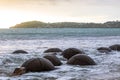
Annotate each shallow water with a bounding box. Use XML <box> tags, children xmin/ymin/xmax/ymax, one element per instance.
<box><xmin>0</xmin><ymin>28</ymin><xmax>120</xmax><ymax>80</ymax></box>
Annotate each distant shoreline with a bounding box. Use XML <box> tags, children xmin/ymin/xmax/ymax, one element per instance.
<box><xmin>10</xmin><ymin>27</ymin><xmax>120</xmax><ymax>28</ymax></box>
<box><xmin>10</xmin><ymin>20</ymin><xmax>120</xmax><ymax>28</ymax></box>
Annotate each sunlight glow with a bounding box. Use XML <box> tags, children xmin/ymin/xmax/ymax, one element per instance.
<box><xmin>0</xmin><ymin>0</ymin><xmax>119</xmax><ymax>28</ymax></box>
<box><xmin>0</xmin><ymin>9</ymin><xmax>107</xmax><ymax>28</ymax></box>
<box><xmin>0</xmin><ymin>9</ymin><xmax>57</xmax><ymax>28</ymax></box>
<box><xmin>0</xmin><ymin>5</ymin><xmax>109</xmax><ymax>29</ymax></box>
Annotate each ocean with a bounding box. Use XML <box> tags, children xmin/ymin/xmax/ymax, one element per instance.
<box><xmin>0</xmin><ymin>28</ymin><xmax>120</xmax><ymax>80</ymax></box>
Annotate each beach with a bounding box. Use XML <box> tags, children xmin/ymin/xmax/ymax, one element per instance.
<box><xmin>0</xmin><ymin>28</ymin><xmax>120</xmax><ymax>80</ymax></box>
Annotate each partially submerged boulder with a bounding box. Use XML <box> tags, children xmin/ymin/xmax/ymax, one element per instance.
<box><xmin>109</xmin><ymin>44</ymin><xmax>120</xmax><ymax>51</ymax></box>
<box><xmin>22</xmin><ymin>58</ymin><xmax>55</xmax><ymax>72</ymax></box>
<box><xmin>67</xmin><ymin>54</ymin><xmax>96</xmax><ymax>65</ymax></box>
<box><xmin>44</xmin><ymin>48</ymin><xmax>62</xmax><ymax>53</ymax></box>
<box><xmin>12</xmin><ymin>50</ymin><xmax>28</xmax><ymax>54</ymax></box>
<box><xmin>97</xmin><ymin>47</ymin><xmax>111</xmax><ymax>53</ymax></box>
<box><xmin>12</xmin><ymin>58</ymin><xmax>55</xmax><ymax>76</ymax></box>
<box><xmin>62</xmin><ymin>48</ymin><xmax>84</xmax><ymax>59</ymax></box>
<box><xmin>44</xmin><ymin>54</ymin><xmax>62</xmax><ymax>66</ymax></box>
<box><xmin>12</xmin><ymin>67</ymin><xmax>26</xmax><ymax>76</ymax></box>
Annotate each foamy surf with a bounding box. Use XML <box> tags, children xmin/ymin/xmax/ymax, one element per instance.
<box><xmin>0</xmin><ymin>28</ymin><xmax>120</xmax><ymax>80</ymax></box>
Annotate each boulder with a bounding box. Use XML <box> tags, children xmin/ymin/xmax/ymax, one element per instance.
<box><xmin>12</xmin><ymin>58</ymin><xmax>55</xmax><ymax>75</ymax></box>
<box><xmin>67</xmin><ymin>54</ymin><xmax>96</xmax><ymax>65</ymax></box>
<box><xmin>21</xmin><ymin>58</ymin><xmax>55</xmax><ymax>72</ymax></box>
<box><xmin>109</xmin><ymin>44</ymin><xmax>120</xmax><ymax>51</ymax></box>
<box><xmin>44</xmin><ymin>54</ymin><xmax>62</xmax><ymax>66</ymax></box>
<box><xmin>12</xmin><ymin>67</ymin><xmax>26</xmax><ymax>76</ymax></box>
<box><xmin>97</xmin><ymin>47</ymin><xmax>111</xmax><ymax>53</ymax></box>
<box><xmin>44</xmin><ymin>48</ymin><xmax>62</xmax><ymax>53</ymax></box>
<box><xmin>62</xmin><ymin>48</ymin><xmax>84</xmax><ymax>59</ymax></box>
<box><xmin>12</xmin><ymin>50</ymin><xmax>28</xmax><ymax>54</ymax></box>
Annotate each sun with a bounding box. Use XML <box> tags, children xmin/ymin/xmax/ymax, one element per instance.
<box><xmin>0</xmin><ymin>9</ymin><xmax>64</xmax><ymax>28</ymax></box>
<box><xmin>0</xmin><ymin>10</ymin><xmax>24</xmax><ymax>28</ymax></box>
<box><xmin>0</xmin><ymin>9</ymin><xmax>46</xmax><ymax>28</ymax></box>
<box><xmin>0</xmin><ymin>10</ymin><xmax>61</xmax><ymax>28</ymax></box>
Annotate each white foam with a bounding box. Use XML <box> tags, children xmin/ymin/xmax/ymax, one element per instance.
<box><xmin>0</xmin><ymin>36</ymin><xmax>120</xmax><ymax>79</ymax></box>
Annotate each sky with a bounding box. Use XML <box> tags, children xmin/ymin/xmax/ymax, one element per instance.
<box><xmin>0</xmin><ymin>0</ymin><xmax>120</xmax><ymax>28</ymax></box>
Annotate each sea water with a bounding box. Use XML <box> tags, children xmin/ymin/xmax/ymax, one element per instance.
<box><xmin>0</xmin><ymin>28</ymin><xmax>120</xmax><ymax>80</ymax></box>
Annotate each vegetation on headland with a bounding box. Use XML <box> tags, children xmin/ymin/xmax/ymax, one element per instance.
<box><xmin>10</xmin><ymin>20</ymin><xmax>120</xmax><ymax>28</ymax></box>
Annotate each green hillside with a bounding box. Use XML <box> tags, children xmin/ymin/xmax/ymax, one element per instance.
<box><xmin>11</xmin><ymin>21</ymin><xmax>120</xmax><ymax>28</ymax></box>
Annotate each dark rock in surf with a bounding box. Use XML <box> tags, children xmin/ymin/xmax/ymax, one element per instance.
<box><xmin>44</xmin><ymin>48</ymin><xmax>62</xmax><ymax>53</ymax></box>
<box><xmin>67</xmin><ymin>54</ymin><xmax>96</xmax><ymax>65</ymax></box>
<box><xmin>97</xmin><ymin>47</ymin><xmax>111</xmax><ymax>53</ymax></box>
<box><xmin>21</xmin><ymin>58</ymin><xmax>55</xmax><ymax>72</ymax></box>
<box><xmin>44</xmin><ymin>54</ymin><xmax>62</xmax><ymax>66</ymax></box>
<box><xmin>62</xmin><ymin>48</ymin><xmax>84</xmax><ymax>59</ymax></box>
<box><xmin>109</xmin><ymin>44</ymin><xmax>120</xmax><ymax>51</ymax></box>
<box><xmin>12</xmin><ymin>58</ymin><xmax>55</xmax><ymax>76</ymax></box>
<box><xmin>12</xmin><ymin>67</ymin><xmax>26</xmax><ymax>76</ymax></box>
<box><xmin>12</xmin><ymin>50</ymin><xmax>28</xmax><ymax>54</ymax></box>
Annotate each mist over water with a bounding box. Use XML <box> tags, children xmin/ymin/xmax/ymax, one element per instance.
<box><xmin>0</xmin><ymin>28</ymin><xmax>120</xmax><ymax>80</ymax></box>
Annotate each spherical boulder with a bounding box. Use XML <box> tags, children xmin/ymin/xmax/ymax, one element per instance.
<box><xmin>109</xmin><ymin>44</ymin><xmax>120</xmax><ymax>51</ymax></box>
<box><xmin>12</xmin><ymin>50</ymin><xmax>28</xmax><ymax>54</ymax></box>
<box><xmin>67</xmin><ymin>54</ymin><xmax>96</xmax><ymax>65</ymax></box>
<box><xmin>44</xmin><ymin>48</ymin><xmax>62</xmax><ymax>53</ymax></box>
<box><xmin>97</xmin><ymin>47</ymin><xmax>111</xmax><ymax>53</ymax></box>
<box><xmin>12</xmin><ymin>58</ymin><xmax>55</xmax><ymax>75</ymax></box>
<box><xmin>62</xmin><ymin>48</ymin><xmax>84</xmax><ymax>59</ymax></box>
<box><xmin>44</xmin><ymin>54</ymin><xmax>62</xmax><ymax>66</ymax></box>
<box><xmin>21</xmin><ymin>58</ymin><xmax>55</xmax><ymax>72</ymax></box>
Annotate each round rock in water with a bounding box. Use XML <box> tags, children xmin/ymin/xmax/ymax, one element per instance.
<box><xmin>44</xmin><ymin>54</ymin><xmax>62</xmax><ymax>66</ymax></box>
<box><xmin>109</xmin><ymin>44</ymin><xmax>120</xmax><ymax>51</ymax></box>
<box><xmin>12</xmin><ymin>50</ymin><xmax>28</xmax><ymax>54</ymax></box>
<box><xmin>62</xmin><ymin>48</ymin><xmax>84</xmax><ymax>59</ymax></box>
<box><xmin>21</xmin><ymin>58</ymin><xmax>55</xmax><ymax>72</ymax></box>
<box><xmin>67</xmin><ymin>54</ymin><xmax>96</xmax><ymax>65</ymax></box>
<box><xmin>12</xmin><ymin>67</ymin><xmax>26</xmax><ymax>76</ymax></box>
<box><xmin>97</xmin><ymin>47</ymin><xmax>111</xmax><ymax>53</ymax></box>
<box><xmin>44</xmin><ymin>48</ymin><xmax>62</xmax><ymax>53</ymax></box>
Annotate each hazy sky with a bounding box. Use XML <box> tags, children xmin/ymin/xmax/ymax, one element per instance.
<box><xmin>0</xmin><ymin>0</ymin><xmax>120</xmax><ymax>28</ymax></box>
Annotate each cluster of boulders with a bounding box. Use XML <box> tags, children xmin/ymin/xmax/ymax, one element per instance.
<box><xmin>12</xmin><ymin>44</ymin><xmax>120</xmax><ymax>76</ymax></box>
<box><xmin>97</xmin><ymin>44</ymin><xmax>120</xmax><ymax>53</ymax></box>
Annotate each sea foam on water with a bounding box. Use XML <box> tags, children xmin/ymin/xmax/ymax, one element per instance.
<box><xmin>0</xmin><ymin>28</ymin><xmax>120</xmax><ymax>79</ymax></box>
